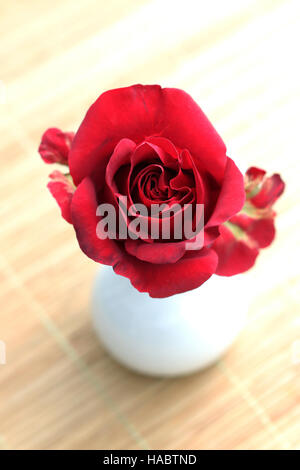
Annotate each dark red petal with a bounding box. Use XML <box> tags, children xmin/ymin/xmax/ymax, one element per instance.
<box><xmin>114</xmin><ymin>248</ymin><xmax>218</xmax><ymax>298</ymax></box>
<box><xmin>145</xmin><ymin>136</ymin><xmax>179</xmax><ymax>160</ymax></box>
<box><xmin>246</xmin><ymin>166</ymin><xmax>266</xmax><ymax>182</ymax></box>
<box><xmin>170</xmin><ymin>168</ymin><xmax>194</xmax><ymax>192</ymax></box>
<box><xmin>69</xmin><ymin>85</ymin><xmax>227</xmax><ymax>185</ymax></box>
<box><xmin>69</xmin><ymin>85</ymin><xmax>161</xmax><ymax>185</ymax></box>
<box><xmin>207</xmin><ymin>157</ymin><xmax>245</xmax><ymax>228</ymax></box>
<box><xmin>105</xmin><ymin>138</ymin><xmax>136</xmax><ymax>197</ymax></box>
<box><xmin>47</xmin><ymin>170</ymin><xmax>74</xmax><ymax>223</ymax></box>
<box><xmin>39</xmin><ymin>128</ymin><xmax>74</xmax><ymax>165</ymax></box>
<box><xmin>247</xmin><ymin>218</ymin><xmax>275</xmax><ymax>248</ymax></box>
<box><xmin>125</xmin><ymin>239</ymin><xmax>186</xmax><ymax>264</ymax></box>
<box><xmin>161</xmin><ymin>88</ymin><xmax>227</xmax><ymax>181</ymax></box>
<box><xmin>214</xmin><ymin>225</ymin><xmax>259</xmax><ymax>276</ymax></box>
<box><xmin>178</xmin><ymin>149</ymin><xmax>204</xmax><ymax>204</ymax></box>
<box><xmin>251</xmin><ymin>173</ymin><xmax>285</xmax><ymax>209</ymax></box>
<box><xmin>71</xmin><ymin>177</ymin><xmax>121</xmax><ymax>265</ymax></box>
<box><xmin>143</xmin><ymin>141</ymin><xmax>178</xmax><ymax>170</ymax></box>
<box><xmin>230</xmin><ymin>213</ymin><xmax>275</xmax><ymax>248</ymax></box>
<box><xmin>203</xmin><ymin>226</ymin><xmax>220</xmax><ymax>246</ymax></box>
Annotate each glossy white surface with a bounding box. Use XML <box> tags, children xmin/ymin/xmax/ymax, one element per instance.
<box><xmin>91</xmin><ymin>266</ymin><xmax>248</xmax><ymax>377</ymax></box>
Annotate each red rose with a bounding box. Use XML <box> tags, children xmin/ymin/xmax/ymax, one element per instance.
<box><xmin>39</xmin><ymin>85</ymin><xmax>247</xmax><ymax>297</ymax></box>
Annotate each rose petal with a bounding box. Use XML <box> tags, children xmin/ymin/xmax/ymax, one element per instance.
<box><xmin>39</xmin><ymin>128</ymin><xmax>74</xmax><ymax>164</ymax></box>
<box><xmin>114</xmin><ymin>247</ymin><xmax>218</xmax><ymax>297</ymax></box>
<box><xmin>161</xmin><ymin>88</ymin><xmax>227</xmax><ymax>181</ymax></box>
<box><xmin>246</xmin><ymin>166</ymin><xmax>266</xmax><ymax>182</ymax></box>
<box><xmin>105</xmin><ymin>138</ymin><xmax>136</xmax><ymax>197</ymax></box>
<box><xmin>125</xmin><ymin>238</ymin><xmax>186</xmax><ymax>264</ymax></box>
<box><xmin>69</xmin><ymin>85</ymin><xmax>227</xmax><ymax>185</ymax></box>
<box><xmin>207</xmin><ymin>157</ymin><xmax>245</xmax><ymax>227</ymax></box>
<box><xmin>214</xmin><ymin>225</ymin><xmax>259</xmax><ymax>276</ymax></box>
<box><xmin>145</xmin><ymin>136</ymin><xmax>179</xmax><ymax>160</ymax></box>
<box><xmin>71</xmin><ymin>177</ymin><xmax>121</xmax><ymax>265</ymax></box>
<box><xmin>144</xmin><ymin>139</ymin><xmax>179</xmax><ymax>170</ymax></box>
<box><xmin>230</xmin><ymin>213</ymin><xmax>275</xmax><ymax>248</ymax></box>
<box><xmin>47</xmin><ymin>170</ymin><xmax>74</xmax><ymax>223</ymax></box>
<box><xmin>203</xmin><ymin>226</ymin><xmax>220</xmax><ymax>246</ymax></box>
<box><xmin>251</xmin><ymin>173</ymin><xmax>285</xmax><ymax>208</ymax></box>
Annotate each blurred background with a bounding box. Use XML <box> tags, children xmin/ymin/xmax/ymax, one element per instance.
<box><xmin>0</xmin><ymin>0</ymin><xmax>299</xmax><ymax>450</ymax></box>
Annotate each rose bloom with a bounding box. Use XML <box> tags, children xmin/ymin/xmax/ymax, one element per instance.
<box><xmin>39</xmin><ymin>85</ymin><xmax>284</xmax><ymax>297</ymax></box>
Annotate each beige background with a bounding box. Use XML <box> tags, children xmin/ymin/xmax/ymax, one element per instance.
<box><xmin>0</xmin><ymin>0</ymin><xmax>299</xmax><ymax>449</ymax></box>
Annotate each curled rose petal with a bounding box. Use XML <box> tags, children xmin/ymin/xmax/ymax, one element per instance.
<box><xmin>47</xmin><ymin>170</ymin><xmax>75</xmax><ymax>223</ymax></box>
<box><xmin>39</xmin><ymin>128</ymin><xmax>74</xmax><ymax>165</ymax></box>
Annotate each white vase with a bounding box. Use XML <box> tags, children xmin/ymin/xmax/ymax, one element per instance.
<box><xmin>91</xmin><ymin>265</ymin><xmax>248</xmax><ymax>377</ymax></box>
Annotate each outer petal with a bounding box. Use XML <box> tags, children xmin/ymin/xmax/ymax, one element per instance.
<box><xmin>230</xmin><ymin>213</ymin><xmax>275</xmax><ymax>248</ymax></box>
<box><xmin>213</xmin><ymin>215</ymin><xmax>275</xmax><ymax>276</ymax></box>
<box><xmin>114</xmin><ymin>248</ymin><xmax>218</xmax><ymax>298</ymax></box>
<box><xmin>214</xmin><ymin>225</ymin><xmax>259</xmax><ymax>276</ymax></box>
<box><xmin>69</xmin><ymin>84</ymin><xmax>227</xmax><ymax>185</ymax></box>
<box><xmin>39</xmin><ymin>128</ymin><xmax>74</xmax><ymax>164</ymax></box>
<box><xmin>124</xmin><ymin>239</ymin><xmax>186</xmax><ymax>264</ymax></box>
<box><xmin>251</xmin><ymin>173</ymin><xmax>285</xmax><ymax>208</ymax></box>
<box><xmin>71</xmin><ymin>177</ymin><xmax>121</xmax><ymax>265</ymax></box>
<box><xmin>47</xmin><ymin>170</ymin><xmax>74</xmax><ymax>223</ymax></box>
<box><xmin>161</xmin><ymin>88</ymin><xmax>227</xmax><ymax>181</ymax></box>
<box><xmin>245</xmin><ymin>166</ymin><xmax>266</xmax><ymax>183</ymax></box>
<box><xmin>207</xmin><ymin>157</ymin><xmax>245</xmax><ymax>228</ymax></box>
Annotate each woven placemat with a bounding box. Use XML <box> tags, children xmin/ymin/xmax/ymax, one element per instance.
<box><xmin>0</xmin><ymin>0</ymin><xmax>299</xmax><ymax>449</ymax></box>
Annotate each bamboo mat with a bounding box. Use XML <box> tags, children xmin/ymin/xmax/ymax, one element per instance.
<box><xmin>0</xmin><ymin>0</ymin><xmax>299</xmax><ymax>450</ymax></box>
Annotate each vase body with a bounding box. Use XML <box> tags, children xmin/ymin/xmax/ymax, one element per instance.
<box><xmin>91</xmin><ymin>266</ymin><xmax>248</xmax><ymax>377</ymax></box>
